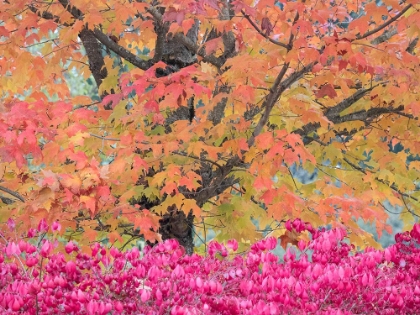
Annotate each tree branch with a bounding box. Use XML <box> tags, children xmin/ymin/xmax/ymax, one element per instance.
<box><xmin>78</xmin><ymin>28</ymin><xmax>108</xmax><ymax>89</ymax></box>
<box><xmin>146</xmin><ymin>7</ymin><xmax>168</xmax><ymax>63</ymax></box>
<box><xmin>173</xmin><ymin>33</ymin><xmax>224</xmax><ymax>68</ymax></box>
<box><xmin>172</xmin><ymin>151</ymin><xmax>224</xmax><ymax>173</ymax></box>
<box><xmin>248</xmin><ymin>62</ymin><xmax>290</xmax><ymax>147</ymax></box>
<box><xmin>0</xmin><ymin>185</ymin><xmax>25</xmax><ymax>203</ymax></box>
<box><xmin>249</xmin><ymin>62</ymin><xmax>315</xmax><ymax>147</ymax></box>
<box><xmin>193</xmin><ymin>61</ymin><xmax>315</xmax><ymax>206</ymax></box>
<box><xmin>241</xmin><ymin>10</ymin><xmax>291</xmax><ymax>50</ymax></box>
<box><xmin>370</xmin><ymin>27</ymin><xmax>398</xmax><ymax>45</ymax></box>
<box><xmin>407</xmin><ymin>37</ymin><xmax>419</xmax><ymax>55</ymax></box>
<box><xmin>343</xmin><ymin>158</ymin><xmax>419</xmax><ymax>203</ymax></box>
<box><xmin>293</xmin><ymin>122</ymin><xmax>321</xmax><ymax>139</ymax></box>
<box><xmin>58</xmin><ymin>0</ymin><xmax>154</xmax><ymax>71</ymax></box>
<box><xmin>92</xmin><ymin>29</ymin><xmax>154</xmax><ymax>70</ymax></box>
<box><xmin>146</xmin><ymin>7</ymin><xmax>163</xmax><ymax>20</ymax></box>
<box><xmin>323</xmin><ymin>85</ymin><xmax>378</xmax><ymax>118</ymax></box>
<box><xmin>28</xmin><ymin>2</ymin><xmax>107</xmax><ymax>90</ymax></box>
<box><xmin>332</xmin><ymin>105</ymin><xmax>411</xmax><ymax>124</ymax></box>
<box><xmin>27</xmin><ymin>4</ymin><xmax>67</xmax><ymax>25</ymax></box>
<box><xmin>296</xmin><ymin>104</ymin><xmax>412</xmax><ymax>143</ymax></box>
<box><xmin>57</xmin><ymin>0</ymin><xmax>83</xmax><ymax>19</ymax></box>
<box><xmin>356</xmin><ymin>4</ymin><xmax>412</xmax><ymax>40</ymax></box>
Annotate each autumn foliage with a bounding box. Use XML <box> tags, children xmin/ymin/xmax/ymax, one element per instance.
<box><xmin>2</xmin><ymin>219</ymin><xmax>420</xmax><ymax>314</ymax></box>
<box><xmin>0</xmin><ymin>0</ymin><xmax>420</xmax><ymax>255</ymax></box>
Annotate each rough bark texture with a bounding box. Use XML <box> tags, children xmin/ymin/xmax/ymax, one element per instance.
<box><xmin>78</xmin><ymin>28</ymin><xmax>107</xmax><ymax>90</ymax></box>
<box><xmin>159</xmin><ymin>210</ymin><xmax>195</xmax><ymax>255</ymax></box>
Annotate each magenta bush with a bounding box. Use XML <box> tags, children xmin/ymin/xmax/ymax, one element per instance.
<box><xmin>1</xmin><ymin>219</ymin><xmax>420</xmax><ymax>314</ymax></box>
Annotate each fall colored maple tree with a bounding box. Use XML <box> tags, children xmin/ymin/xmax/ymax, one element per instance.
<box><xmin>0</xmin><ymin>0</ymin><xmax>419</xmax><ymax>254</ymax></box>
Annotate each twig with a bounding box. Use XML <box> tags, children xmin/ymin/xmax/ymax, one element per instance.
<box><xmin>376</xmin><ymin>178</ymin><xmax>419</xmax><ymax>202</ymax></box>
<box><xmin>401</xmin><ymin>195</ymin><xmax>420</xmax><ymax>218</ymax></box>
<box><xmin>241</xmin><ymin>10</ymin><xmax>290</xmax><ymax>50</ymax></box>
<box><xmin>73</xmin><ymin>101</ymin><xmax>101</xmax><ymax>110</ymax></box>
<box><xmin>89</xmin><ymin>133</ymin><xmax>120</xmax><ymax>141</ymax></box>
<box><xmin>343</xmin><ymin>157</ymin><xmax>367</xmax><ymax>175</ymax></box>
<box><xmin>172</xmin><ymin>151</ymin><xmax>224</xmax><ymax>172</ymax></box>
<box><xmin>286</xmin><ymin>164</ymin><xmax>299</xmax><ymax>192</ymax></box>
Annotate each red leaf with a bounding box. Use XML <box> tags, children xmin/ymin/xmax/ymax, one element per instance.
<box><xmin>144</xmin><ymin>100</ymin><xmax>159</xmax><ymax>114</ymax></box>
<box><xmin>315</xmin><ymin>84</ymin><xmax>337</xmax><ymax>99</ymax></box>
<box><xmin>205</xmin><ymin>38</ymin><xmax>223</xmax><ymax>55</ymax></box>
<box><xmin>254</xmin><ymin>176</ymin><xmax>272</xmax><ymax>190</ymax></box>
<box><xmin>179</xmin><ymin>177</ymin><xmax>195</xmax><ymax>190</ymax></box>
<box><xmin>0</xmin><ymin>26</ymin><xmax>9</xmax><ymax>37</ymax></box>
<box><xmin>163</xmin><ymin>8</ymin><xmax>185</xmax><ymax>25</ymax></box>
<box><xmin>0</xmin><ymin>146</ymin><xmax>26</xmax><ymax>168</ymax></box>
<box><xmin>101</xmin><ymin>93</ymin><xmax>123</xmax><ymax>109</ymax></box>
<box><xmin>68</xmin><ymin>151</ymin><xmax>88</xmax><ymax>169</ymax></box>
<box><xmin>338</xmin><ymin>60</ymin><xmax>348</xmax><ymax>71</ymax></box>
<box><xmin>261</xmin><ymin>189</ymin><xmax>277</xmax><ymax>204</ymax></box>
<box><xmin>161</xmin><ymin>181</ymin><xmax>179</xmax><ymax>195</ymax></box>
<box><xmin>261</xmin><ymin>17</ymin><xmax>273</xmax><ymax>36</ymax></box>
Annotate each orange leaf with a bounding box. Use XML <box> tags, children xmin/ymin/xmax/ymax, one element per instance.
<box><xmin>80</xmin><ymin>196</ymin><xmax>96</xmax><ymax>217</ymax></box>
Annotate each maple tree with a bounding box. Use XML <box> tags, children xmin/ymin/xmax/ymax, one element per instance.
<box><xmin>0</xmin><ymin>0</ymin><xmax>419</xmax><ymax>253</ymax></box>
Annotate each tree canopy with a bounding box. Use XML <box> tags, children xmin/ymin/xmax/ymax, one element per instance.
<box><xmin>0</xmin><ymin>0</ymin><xmax>419</xmax><ymax>253</ymax></box>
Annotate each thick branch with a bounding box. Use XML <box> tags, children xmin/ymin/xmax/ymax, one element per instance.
<box><xmin>333</xmin><ymin>105</ymin><xmax>409</xmax><ymax>124</ymax></box>
<box><xmin>173</xmin><ymin>33</ymin><xmax>224</xmax><ymax>68</ymax></box>
<box><xmin>57</xmin><ymin>0</ymin><xmax>83</xmax><ymax>19</ymax></box>
<box><xmin>248</xmin><ymin>63</ymin><xmax>290</xmax><ymax>147</ymax></box>
<box><xmin>146</xmin><ymin>7</ymin><xmax>163</xmax><ymax>20</ymax></box>
<box><xmin>58</xmin><ymin>0</ymin><xmax>154</xmax><ymax>70</ymax></box>
<box><xmin>296</xmin><ymin>104</ymin><xmax>413</xmax><ymax>144</ymax></box>
<box><xmin>208</xmin><ymin>97</ymin><xmax>228</xmax><ymax>125</ymax></box>
<box><xmin>293</xmin><ymin>122</ymin><xmax>321</xmax><ymax>139</ymax></box>
<box><xmin>146</xmin><ymin>7</ymin><xmax>168</xmax><ymax>63</ymax></box>
<box><xmin>249</xmin><ymin>62</ymin><xmax>315</xmax><ymax>147</ymax></box>
<box><xmin>194</xmin><ymin>62</ymin><xmax>315</xmax><ymax>206</ymax></box>
<box><xmin>28</xmin><ymin>3</ymin><xmax>105</xmax><ymax>90</ymax></box>
<box><xmin>407</xmin><ymin>37</ymin><xmax>419</xmax><ymax>55</ymax></box>
<box><xmin>296</xmin><ymin>83</ymin><xmax>394</xmax><ymax>140</ymax></box>
<box><xmin>370</xmin><ymin>27</ymin><xmax>398</xmax><ymax>45</ymax></box>
<box><xmin>78</xmin><ymin>28</ymin><xmax>107</xmax><ymax>89</ymax></box>
<box><xmin>27</xmin><ymin>4</ymin><xmax>65</xmax><ymax>25</ymax></box>
<box><xmin>323</xmin><ymin>85</ymin><xmax>377</xmax><ymax>118</ymax></box>
<box><xmin>92</xmin><ymin>29</ymin><xmax>154</xmax><ymax>70</ymax></box>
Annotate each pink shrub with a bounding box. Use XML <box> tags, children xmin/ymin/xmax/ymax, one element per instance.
<box><xmin>1</xmin><ymin>219</ymin><xmax>420</xmax><ymax>314</ymax></box>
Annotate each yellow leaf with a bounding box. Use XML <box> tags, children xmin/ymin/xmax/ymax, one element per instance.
<box><xmin>69</xmin><ymin>132</ymin><xmax>90</xmax><ymax>146</ymax></box>
<box><xmin>32</xmin><ymin>187</ymin><xmax>55</xmax><ymax>212</ymax></box>
<box><xmin>182</xmin><ymin>199</ymin><xmax>201</xmax><ymax>218</ymax></box>
<box><xmin>60</xmin><ymin>175</ymin><xmax>82</xmax><ymax>194</ymax></box>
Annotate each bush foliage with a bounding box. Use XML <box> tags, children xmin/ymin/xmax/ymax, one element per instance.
<box><xmin>1</xmin><ymin>219</ymin><xmax>420</xmax><ymax>314</ymax></box>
